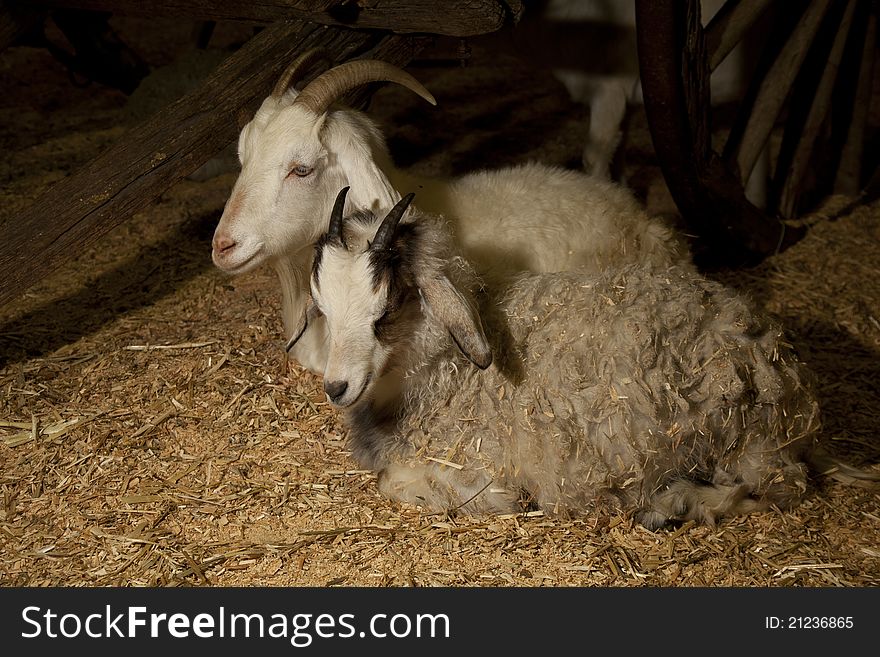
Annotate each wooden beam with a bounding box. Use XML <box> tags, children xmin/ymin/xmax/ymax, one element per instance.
<box><xmin>16</xmin><ymin>0</ymin><xmax>524</xmax><ymax>37</ymax></box>
<box><xmin>0</xmin><ymin>22</ymin><xmax>425</xmax><ymax>308</ymax></box>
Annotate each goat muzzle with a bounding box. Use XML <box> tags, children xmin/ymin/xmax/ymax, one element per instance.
<box><xmin>213</xmin><ymin>233</ymin><xmax>237</xmax><ymax>254</ymax></box>
<box><xmin>324</xmin><ymin>380</ymin><xmax>349</xmax><ymax>403</ymax></box>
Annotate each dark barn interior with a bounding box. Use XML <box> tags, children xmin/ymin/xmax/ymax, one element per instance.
<box><xmin>1</xmin><ymin>0</ymin><xmax>879</xmax><ymax>587</ymax></box>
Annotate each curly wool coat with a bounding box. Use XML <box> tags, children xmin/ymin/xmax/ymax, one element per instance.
<box><xmin>323</xmin><ymin>211</ymin><xmax>821</xmax><ymax>528</ymax></box>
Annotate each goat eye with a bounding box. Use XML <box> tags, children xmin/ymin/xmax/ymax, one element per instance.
<box><xmin>289</xmin><ymin>164</ymin><xmax>313</xmax><ymax>178</ymax></box>
<box><xmin>373</xmin><ymin>308</ymin><xmax>392</xmax><ymax>336</ymax></box>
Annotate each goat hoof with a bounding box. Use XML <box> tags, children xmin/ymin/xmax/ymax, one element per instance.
<box><xmin>634</xmin><ymin>509</ymin><xmax>671</xmax><ymax>531</ymax></box>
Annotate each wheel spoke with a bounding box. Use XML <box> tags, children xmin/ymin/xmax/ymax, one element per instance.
<box><xmin>777</xmin><ymin>0</ymin><xmax>859</xmax><ymax>218</ymax></box>
<box><xmin>704</xmin><ymin>0</ymin><xmax>775</xmax><ymax>72</ymax></box>
<box><xmin>636</xmin><ymin>0</ymin><xmax>810</xmax><ymax>265</ymax></box>
<box><xmin>834</xmin><ymin>2</ymin><xmax>877</xmax><ymax>195</ymax></box>
<box><xmin>724</xmin><ymin>0</ymin><xmax>833</xmax><ymax>185</ymax></box>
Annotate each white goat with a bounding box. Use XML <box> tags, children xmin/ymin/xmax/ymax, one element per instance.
<box><xmin>288</xmin><ymin>187</ymin><xmax>879</xmax><ymax>528</ymax></box>
<box><xmin>211</xmin><ymin>50</ymin><xmax>684</xmax><ymax>373</ymax></box>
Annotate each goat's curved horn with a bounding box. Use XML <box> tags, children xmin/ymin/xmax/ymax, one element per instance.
<box><xmin>329</xmin><ymin>186</ymin><xmax>350</xmax><ymax>240</ymax></box>
<box><xmin>272</xmin><ymin>48</ymin><xmax>333</xmax><ymax>98</ymax></box>
<box><xmin>371</xmin><ymin>192</ymin><xmax>416</xmax><ymax>251</ymax></box>
<box><xmin>294</xmin><ymin>60</ymin><xmax>436</xmax><ymax>115</ymax></box>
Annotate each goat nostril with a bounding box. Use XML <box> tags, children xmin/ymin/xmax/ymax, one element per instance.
<box><xmin>214</xmin><ymin>235</ymin><xmax>238</xmax><ymax>254</ymax></box>
<box><xmin>324</xmin><ymin>380</ymin><xmax>348</xmax><ymax>402</ymax></box>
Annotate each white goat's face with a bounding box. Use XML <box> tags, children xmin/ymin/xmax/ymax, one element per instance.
<box><xmin>210</xmin><ymin>55</ymin><xmax>435</xmax><ymax>278</ymax></box>
<box><xmin>294</xmin><ymin>190</ymin><xmax>424</xmax><ymax>408</ymax></box>
<box><xmin>310</xmin><ymin>244</ymin><xmax>399</xmax><ymax>407</ymax></box>
<box><xmin>287</xmin><ymin>191</ymin><xmax>493</xmax><ymax>409</ymax></box>
<box><xmin>211</xmin><ymin>99</ymin><xmax>343</xmax><ymax>274</ymax></box>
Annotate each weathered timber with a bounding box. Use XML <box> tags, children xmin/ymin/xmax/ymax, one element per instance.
<box><xmin>17</xmin><ymin>0</ymin><xmax>524</xmax><ymax>37</ymax></box>
<box><xmin>0</xmin><ymin>21</ymin><xmax>424</xmax><ymax>307</ymax></box>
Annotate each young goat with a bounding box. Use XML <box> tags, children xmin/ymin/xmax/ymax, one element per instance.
<box><xmin>212</xmin><ymin>50</ymin><xmax>684</xmax><ymax>373</ymax></box>
<box><xmin>288</xmin><ymin>187</ymin><xmax>878</xmax><ymax>529</ymax></box>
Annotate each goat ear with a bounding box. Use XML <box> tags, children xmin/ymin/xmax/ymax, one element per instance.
<box><xmin>330</xmin><ymin>128</ymin><xmax>397</xmax><ymax>211</ymax></box>
<box><xmin>285</xmin><ymin>299</ymin><xmax>322</xmax><ymax>353</ymax></box>
<box><xmin>420</xmin><ymin>276</ymin><xmax>492</xmax><ymax>370</ymax></box>
<box><xmin>345</xmin><ymin>156</ymin><xmax>397</xmax><ymax>212</ymax></box>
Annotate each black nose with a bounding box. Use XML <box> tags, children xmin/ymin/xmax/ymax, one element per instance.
<box><xmin>324</xmin><ymin>380</ymin><xmax>348</xmax><ymax>402</ymax></box>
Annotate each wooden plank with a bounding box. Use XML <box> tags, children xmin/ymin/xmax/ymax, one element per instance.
<box><xmin>16</xmin><ymin>0</ymin><xmax>524</xmax><ymax>37</ymax></box>
<box><xmin>0</xmin><ymin>22</ymin><xmax>424</xmax><ymax>307</ymax></box>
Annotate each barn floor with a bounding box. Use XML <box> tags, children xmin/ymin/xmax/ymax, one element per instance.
<box><xmin>1</xmin><ymin>17</ymin><xmax>879</xmax><ymax>588</ymax></box>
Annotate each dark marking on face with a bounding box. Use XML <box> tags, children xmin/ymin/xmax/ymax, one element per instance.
<box><xmin>315</xmin><ymin>230</ymin><xmax>345</xmax><ymax>255</ymax></box>
<box><xmin>372</xmin><ymin>282</ymin><xmax>420</xmax><ymax>345</ymax></box>
<box><xmin>367</xmin><ymin>222</ymin><xmax>420</xmax><ymax>291</ymax></box>
<box><xmin>365</xmin><ymin>222</ymin><xmax>423</xmax><ymax>346</ymax></box>
<box><xmin>312</xmin><ymin>231</ymin><xmax>347</xmax><ymax>287</ymax></box>
<box><xmin>311</xmin><ymin>240</ymin><xmax>325</xmax><ymax>283</ymax></box>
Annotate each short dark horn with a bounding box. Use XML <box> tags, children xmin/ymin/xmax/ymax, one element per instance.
<box><xmin>328</xmin><ymin>186</ymin><xmax>350</xmax><ymax>241</ymax></box>
<box><xmin>371</xmin><ymin>192</ymin><xmax>416</xmax><ymax>251</ymax></box>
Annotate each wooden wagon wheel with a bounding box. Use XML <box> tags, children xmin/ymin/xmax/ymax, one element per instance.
<box><xmin>635</xmin><ymin>0</ymin><xmax>877</xmax><ymax>268</ymax></box>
